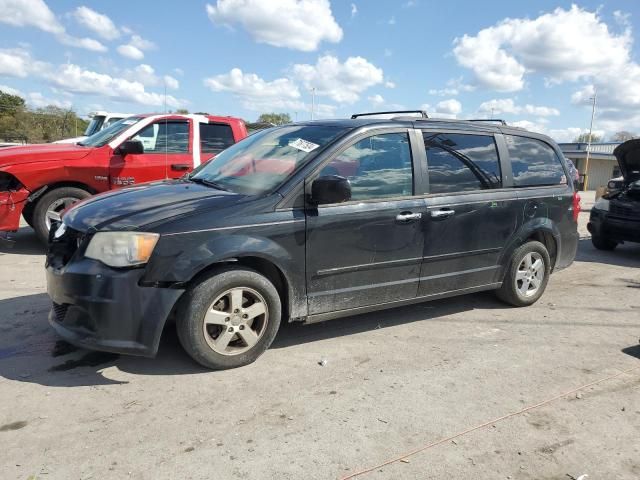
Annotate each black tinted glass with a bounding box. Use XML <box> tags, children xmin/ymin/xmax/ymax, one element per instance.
<box><xmin>423</xmin><ymin>133</ymin><xmax>501</xmax><ymax>193</ymax></box>
<box><xmin>506</xmin><ymin>135</ymin><xmax>566</xmax><ymax>187</ymax></box>
<box><xmin>320</xmin><ymin>133</ymin><xmax>413</xmax><ymax>201</ymax></box>
<box><xmin>201</xmin><ymin>123</ymin><xmax>235</xmax><ymax>154</ymax></box>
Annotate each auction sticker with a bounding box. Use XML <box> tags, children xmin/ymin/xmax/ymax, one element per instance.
<box><xmin>289</xmin><ymin>138</ymin><xmax>320</xmax><ymax>153</ymax></box>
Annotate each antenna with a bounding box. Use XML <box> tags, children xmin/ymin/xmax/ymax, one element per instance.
<box><xmin>164</xmin><ymin>82</ymin><xmax>168</xmax><ymax>180</ymax></box>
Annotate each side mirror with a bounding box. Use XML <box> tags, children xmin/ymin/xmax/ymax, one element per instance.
<box><xmin>116</xmin><ymin>140</ymin><xmax>144</xmax><ymax>156</ymax></box>
<box><xmin>310</xmin><ymin>175</ymin><xmax>351</xmax><ymax>205</ymax></box>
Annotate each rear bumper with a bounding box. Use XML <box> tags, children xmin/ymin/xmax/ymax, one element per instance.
<box><xmin>47</xmin><ymin>258</ymin><xmax>184</xmax><ymax>357</ymax></box>
<box><xmin>589</xmin><ymin>209</ymin><xmax>640</xmax><ymax>243</ymax></box>
<box><xmin>0</xmin><ymin>188</ymin><xmax>29</xmax><ymax>232</ymax></box>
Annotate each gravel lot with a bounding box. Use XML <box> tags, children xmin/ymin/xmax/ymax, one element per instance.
<box><xmin>1</xmin><ymin>205</ymin><xmax>639</xmax><ymax>480</ymax></box>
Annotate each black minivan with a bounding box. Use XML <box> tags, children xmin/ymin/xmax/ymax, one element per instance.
<box><xmin>46</xmin><ymin>114</ymin><xmax>580</xmax><ymax>369</ymax></box>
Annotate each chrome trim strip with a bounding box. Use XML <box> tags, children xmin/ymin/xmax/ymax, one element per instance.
<box><xmin>162</xmin><ymin>219</ymin><xmax>304</xmax><ymax>236</ymax></box>
<box><xmin>422</xmin><ymin>247</ymin><xmax>501</xmax><ymax>262</ymax></box>
<box><xmin>316</xmin><ymin>256</ymin><xmax>423</xmax><ymax>277</ymax></box>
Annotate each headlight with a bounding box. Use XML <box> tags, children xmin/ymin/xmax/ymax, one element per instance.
<box><xmin>85</xmin><ymin>232</ymin><xmax>159</xmax><ymax>267</ymax></box>
<box><xmin>593</xmin><ymin>198</ymin><xmax>610</xmax><ymax>212</ymax></box>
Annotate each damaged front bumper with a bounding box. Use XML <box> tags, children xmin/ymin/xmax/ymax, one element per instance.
<box><xmin>0</xmin><ymin>188</ymin><xmax>29</xmax><ymax>234</ymax></box>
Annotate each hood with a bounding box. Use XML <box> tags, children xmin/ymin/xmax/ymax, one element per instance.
<box><xmin>613</xmin><ymin>139</ymin><xmax>640</xmax><ymax>183</ymax></box>
<box><xmin>0</xmin><ymin>143</ymin><xmax>93</xmax><ymax>168</ymax></box>
<box><xmin>63</xmin><ymin>180</ymin><xmax>247</xmax><ymax>232</ymax></box>
<box><xmin>53</xmin><ymin>136</ymin><xmax>88</xmax><ymax>144</ymax></box>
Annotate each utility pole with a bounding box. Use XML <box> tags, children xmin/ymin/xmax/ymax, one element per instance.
<box><xmin>310</xmin><ymin>87</ymin><xmax>316</xmax><ymax>120</ymax></box>
<box><xmin>584</xmin><ymin>89</ymin><xmax>597</xmax><ymax>191</ymax></box>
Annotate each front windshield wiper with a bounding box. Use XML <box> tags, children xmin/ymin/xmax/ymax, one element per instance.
<box><xmin>189</xmin><ymin>176</ymin><xmax>231</xmax><ymax>192</ymax></box>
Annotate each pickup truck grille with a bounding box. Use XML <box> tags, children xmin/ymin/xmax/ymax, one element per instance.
<box><xmin>46</xmin><ymin>221</ymin><xmax>83</xmax><ymax>268</ymax></box>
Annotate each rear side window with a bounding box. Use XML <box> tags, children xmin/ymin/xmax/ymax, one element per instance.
<box><xmin>505</xmin><ymin>135</ymin><xmax>566</xmax><ymax>187</ymax></box>
<box><xmin>423</xmin><ymin>132</ymin><xmax>501</xmax><ymax>194</ymax></box>
<box><xmin>201</xmin><ymin>123</ymin><xmax>235</xmax><ymax>154</ymax></box>
<box><xmin>132</xmin><ymin>121</ymin><xmax>189</xmax><ymax>153</ymax></box>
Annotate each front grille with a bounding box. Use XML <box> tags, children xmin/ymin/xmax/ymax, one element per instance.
<box><xmin>52</xmin><ymin>303</ymin><xmax>69</xmax><ymax>323</ymax></box>
<box><xmin>46</xmin><ymin>222</ymin><xmax>83</xmax><ymax>268</ymax></box>
<box><xmin>610</xmin><ymin>202</ymin><xmax>640</xmax><ymax>220</ymax></box>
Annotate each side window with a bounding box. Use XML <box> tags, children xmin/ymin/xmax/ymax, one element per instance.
<box><xmin>320</xmin><ymin>132</ymin><xmax>413</xmax><ymax>201</ymax></box>
<box><xmin>505</xmin><ymin>135</ymin><xmax>566</xmax><ymax>187</ymax></box>
<box><xmin>423</xmin><ymin>132</ymin><xmax>501</xmax><ymax>194</ymax></box>
<box><xmin>131</xmin><ymin>121</ymin><xmax>189</xmax><ymax>154</ymax></box>
<box><xmin>200</xmin><ymin>123</ymin><xmax>235</xmax><ymax>155</ymax></box>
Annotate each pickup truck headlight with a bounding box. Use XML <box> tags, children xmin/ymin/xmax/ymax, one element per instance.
<box><xmin>85</xmin><ymin>232</ymin><xmax>159</xmax><ymax>267</ymax></box>
<box><xmin>593</xmin><ymin>198</ymin><xmax>610</xmax><ymax>212</ymax></box>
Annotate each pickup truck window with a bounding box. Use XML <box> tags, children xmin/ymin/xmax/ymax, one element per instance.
<box><xmin>201</xmin><ymin>123</ymin><xmax>235</xmax><ymax>154</ymax></box>
<box><xmin>79</xmin><ymin>117</ymin><xmax>143</xmax><ymax>147</ymax></box>
<box><xmin>132</xmin><ymin>121</ymin><xmax>189</xmax><ymax>153</ymax></box>
<box><xmin>191</xmin><ymin>125</ymin><xmax>347</xmax><ymax>195</ymax></box>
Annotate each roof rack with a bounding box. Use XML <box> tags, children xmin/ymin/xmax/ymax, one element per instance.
<box><xmin>466</xmin><ymin>119</ymin><xmax>508</xmax><ymax>126</ymax></box>
<box><xmin>351</xmin><ymin>110</ymin><xmax>429</xmax><ymax>119</ymax></box>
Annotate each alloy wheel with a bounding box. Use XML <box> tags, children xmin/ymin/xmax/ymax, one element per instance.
<box><xmin>515</xmin><ymin>252</ymin><xmax>545</xmax><ymax>297</ymax></box>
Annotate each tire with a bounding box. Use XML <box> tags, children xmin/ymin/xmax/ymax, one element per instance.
<box><xmin>496</xmin><ymin>240</ymin><xmax>551</xmax><ymax>307</ymax></box>
<box><xmin>176</xmin><ymin>267</ymin><xmax>282</xmax><ymax>370</ymax></box>
<box><xmin>32</xmin><ymin>187</ymin><xmax>91</xmax><ymax>244</ymax></box>
<box><xmin>591</xmin><ymin>234</ymin><xmax>617</xmax><ymax>251</ymax></box>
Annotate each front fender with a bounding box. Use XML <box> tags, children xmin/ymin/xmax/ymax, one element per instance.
<box><xmin>144</xmin><ymin>223</ymin><xmax>307</xmax><ymax>318</ymax></box>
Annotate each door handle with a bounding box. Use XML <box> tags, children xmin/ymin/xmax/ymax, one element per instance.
<box><xmin>171</xmin><ymin>163</ymin><xmax>190</xmax><ymax>171</ymax></box>
<box><xmin>430</xmin><ymin>208</ymin><xmax>455</xmax><ymax>219</ymax></box>
<box><xmin>395</xmin><ymin>212</ymin><xmax>422</xmax><ymax>223</ymax></box>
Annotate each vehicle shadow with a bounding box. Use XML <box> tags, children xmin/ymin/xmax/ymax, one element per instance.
<box><xmin>622</xmin><ymin>344</ymin><xmax>640</xmax><ymax>360</ymax></box>
<box><xmin>0</xmin><ymin>291</ymin><xmax>508</xmax><ymax>387</ymax></box>
<box><xmin>0</xmin><ymin>226</ymin><xmax>44</xmax><ymax>256</ymax></box>
<box><xmin>575</xmin><ymin>238</ymin><xmax>640</xmax><ymax>268</ymax></box>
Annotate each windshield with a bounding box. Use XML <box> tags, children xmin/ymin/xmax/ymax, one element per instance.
<box><xmin>84</xmin><ymin>115</ymin><xmax>105</xmax><ymax>136</ymax></box>
<box><xmin>191</xmin><ymin>125</ymin><xmax>348</xmax><ymax>195</ymax></box>
<box><xmin>78</xmin><ymin>116</ymin><xmax>143</xmax><ymax>147</ymax></box>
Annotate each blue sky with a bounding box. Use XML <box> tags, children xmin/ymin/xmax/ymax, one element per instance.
<box><xmin>2</xmin><ymin>0</ymin><xmax>640</xmax><ymax>141</ymax></box>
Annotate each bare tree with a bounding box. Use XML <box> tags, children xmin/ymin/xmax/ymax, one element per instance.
<box><xmin>610</xmin><ymin>131</ymin><xmax>635</xmax><ymax>142</ymax></box>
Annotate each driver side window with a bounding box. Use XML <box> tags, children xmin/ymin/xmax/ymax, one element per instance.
<box><xmin>320</xmin><ymin>132</ymin><xmax>413</xmax><ymax>201</ymax></box>
<box><xmin>131</xmin><ymin>121</ymin><xmax>190</xmax><ymax>154</ymax></box>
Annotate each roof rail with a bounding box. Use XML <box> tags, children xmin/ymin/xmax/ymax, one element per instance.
<box><xmin>466</xmin><ymin>119</ymin><xmax>508</xmax><ymax>126</ymax></box>
<box><xmin>351</xmin><ymin>110</ymin><xmax>428</xmax><ymax>119</ymax></box>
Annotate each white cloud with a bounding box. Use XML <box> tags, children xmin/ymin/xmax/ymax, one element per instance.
<box><xmin>117</xmin><ymin>44</ymin><xmax>144</xmax><ymax>60</ymax></box>
<box><xmin>0</xmin><ymin>0</ymin><xmax>107</xmax><ymax>52</ymax></box>
<box><xmin>368</xmin><ymin>94</ymin><xmax>385</xmax><ymax>106</ymax></box>
<box><xmin>385</xmin><ymin>80</ymin><xmax>395</xmax><ymax>88</ymax></box>
<box><xmin>383</xmin><ymin>48</ymin><xmax>392</xmax><ymax>57</ymax></box>
<box><xmin>350</xmin><ymin>3</ymin><xmax>357</xmax><ymax>18</ymax></box>
<box><xmin>206</xmin><ymin>0</ymin><xmax>342</xmax><ymax>52</ymax></box>
<box><xmin>0</xmin><ymin>0</ymin><xmax>64</xmax><ymax>34</ymax></box>
<box><xmin>388</xmin><ymin>16</ymin><xmax>396</xmax><ymax>26</ymax></box>
<box><xmin>453</xmin><ymin>6</ymin><xmax>632</xmax><ymax>92</ymax></box>
<box><xmin>72</xmin><ymin>6</ymin><xmax>120</xmax><ymax>40</ymax></box>
<box><xmin>173</xmin><ymin>68</ymin><xmax>184</xmax><ymax>76</ymax></box>
<box><xmin>429</xmin><ymin>87</ymin><xmax>458</xmax><ymax>97</ymax></box>
<box><xmin>117</xmin><ymin>35</ymin><xmax>155</xmax><ymax>60</ymax></box>
<box><xmin>0</xmin><ymin>48</ymin><xmax>48</xmax><ymax>78</ymax></box>
<box><xmin>123</xmin><ymin>64</ymin><xmax>180</xmax><ymax>90</ymax></box>
<box><xmin>163</xmin><ymin>75</ymin><xmax>179</xmax><ymax>90</ymax></box>
<box><xmin>0</xmin><ymin>84</ymin><xmax>23</xmax><ymax>96</ymax></box>
<box><xmin>429</xmin><ymin>77</ymin><xmax>476</xmax><ymax>97</ymax></box>
<box><xmin>477</xmin><ymin>98</ymin><xmax>559</xmax><ymax>117</ymax></box>
<box><xmin>46</xmin><ymin>64</ymin><xmax>184</xmax><ymax>108</ymax></box>
<box><xmin>26</xmin><ymin>91</ymin><xmax>72</xmax><ymax>109</ymax></box>
<box><xmin>436</xmin><ymin>98</ymin><xmax>462</xmax><ymax>115</ymax></box>
<box><xmin>292</xmin><ymin>55</ymin><xmax>384</xmax><ymax>103</ymax></box>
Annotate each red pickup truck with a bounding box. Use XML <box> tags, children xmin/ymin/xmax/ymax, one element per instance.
<box><xmin>0</xmin><ymin>113</ymin><xmax>247</xmax><ymax>242</ymax></box>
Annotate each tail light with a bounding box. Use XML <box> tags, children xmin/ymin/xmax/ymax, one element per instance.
<box><xmin>572</xmin><ymin>191</ymin><xmax>581</xmax><ymax>222</ymax></box>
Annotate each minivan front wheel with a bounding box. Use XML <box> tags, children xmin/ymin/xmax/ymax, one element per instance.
<box><xmin>496</xmin><ymin>241</ymin><xmax>551</xmax><ymax>307</ymax></box>
<box><xmin>176</xmin><ymin>267</ymin><xmax>282</xmax><ymax>369</ymax></box>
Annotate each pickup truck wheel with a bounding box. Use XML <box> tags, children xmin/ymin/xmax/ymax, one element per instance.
<box><xmin>591</xmin><ymin>234</ymin><xmax>617</xmax><ymax>251</ymax></box>
<box><xmin>176</xmin><ymin>267</ymin><xmax>282</xmax><ymax>370</ymax></box>
<box><xmin>496</xmin><ymin>240</ymin><xmax>551</xmax><ymax>307</ymax></box>
<box><xmin>33</xmin><ymin>187</ymin><xmax>91</xmax><ymax>244</ymax></box>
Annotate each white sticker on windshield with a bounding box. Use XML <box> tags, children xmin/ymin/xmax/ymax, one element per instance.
<box><xmin>122</xmin><ymin>119</ymin><xmax>137</xmax><ymax>125</ymax></box>
<box><xmin>289</xmin><ymin>138</ymin><xmax>320</xmax><ymax>153</ymax></box>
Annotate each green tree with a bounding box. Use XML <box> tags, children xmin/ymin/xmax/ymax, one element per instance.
<box><xmin>573</xmin><ymin>132</ymin><xmax>602</xmax><ymax>143</ymax></box>
<box><xmin>0</xmin><ymin>90</ymin><xmax>26</xmax><ymax>115</ymax></box>
<box><xmin>175</xmin><ymin>108</ymin><xmax>189</xmax><ymax>114</ymax></box>
<box><xmin>257</xmin><ymin>113</ymin><xmax>291</xmax><ymax>125</ymax></box>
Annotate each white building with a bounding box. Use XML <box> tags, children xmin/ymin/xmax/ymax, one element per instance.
<box><xmin>558</xmin><ymin>142</ymin><xmax>621</xmax><ymax>191</ymax></box>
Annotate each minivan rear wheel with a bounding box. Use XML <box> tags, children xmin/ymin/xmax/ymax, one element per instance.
<box><xmin>496</xmin><ymin>240</ymin><xmax>551</xmax><ymax>307</ymax></box>
<box><xmin>176</xmin><ymin>267</ymin><xmax>282</xmax><ymax>370</ymax></box>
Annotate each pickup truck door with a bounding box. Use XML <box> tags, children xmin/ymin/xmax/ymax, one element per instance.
<box><xmin>109</xmin><ymin>118</ymin><xmax>193</xmax><ymax>187</ymax></box>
